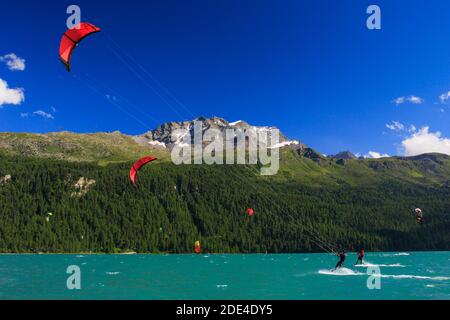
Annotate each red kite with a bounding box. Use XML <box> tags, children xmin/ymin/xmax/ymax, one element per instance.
<box><xmin>129</xmin><ymin>156</ymin><xmax>157</xmax><ymax>186</ymax></box>
<box><xmin>59</xmin><ymin>22</ymin><xmax>101</xmax><ymax>71</ymax></box>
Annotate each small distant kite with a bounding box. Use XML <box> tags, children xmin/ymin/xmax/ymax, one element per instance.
<box><xmin>59</xmin><ymin>22</ymin><xmax>101</xmax><ymax>71</ymax></box>
<box><xmin>194</xmin><ymin>241</ymin><xmax>201</xmax><ymax>254</ymax></box>
<box><xmin>46</xmin><ymin>212</ymin><xmax>53</xmax><ymax>222</ymax></box>
<box><xmin>129</xmin><ymin>156</ymin><xmax>157</xmax><ymax>187</ymax></box>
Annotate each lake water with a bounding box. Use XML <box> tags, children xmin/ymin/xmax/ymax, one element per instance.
<box><xmin>1</xmin><ymin>252</ymin><xmax>449</xmax><ymax>300</ymax></box>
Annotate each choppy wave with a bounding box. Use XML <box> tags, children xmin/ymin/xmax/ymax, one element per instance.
<box><xmin>105</xmin><ymin>272</ymin><xmax>120</xmax><ymax>275</ymax></box>
<box><xmin>318</xmin><ymin>268</ymin><xmax>364</xmax><ymax>276</ymax></box>
<box><xmin>378</xmin><ymin>274</ymin><xmax>450</xmax><ymax>281</ymax></box>
<box><xmin>319</xmin><ymin>268</ymin><xmax>449</xmax><ymax>281</ymax></box>
<box><xmin>355</xmin><ymin>262</ymin><xmax>405</xmax><ymax>268</ymax></box>
<box><xmin>382</xmin><ymin>253</ymin><xmax>410</xmax><ymax>257</ymax></box>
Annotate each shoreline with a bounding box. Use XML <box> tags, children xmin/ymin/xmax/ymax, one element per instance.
<box><xmin>0</xmin><ymin>250</ymin><xmax>448</xmax><ymax>255</ymax></box>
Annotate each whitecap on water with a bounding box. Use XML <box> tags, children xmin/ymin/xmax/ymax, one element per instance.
<box><xmin>378</xmin><ymin>274</ymin><xmax>450</xmax><ymax>281</ymax></box>
<box><xmin>105</xmin><ymin>272</ymin><xmax>120</xmax><ymax>275</ymax></box>
<box><xmin>318</xmin><ymin>268</ymin><xmax>364</xmax><ymax>276</ymax></box>
<box><xmin>382</xmin><ymin>253</ymin><xmax>410</xmax><ymax>257</ymax></box>
<box><xmin>217</xmin><ymin>285</ymin><xmax>228</xmax><ymax>288</ymax></box>
<box><xmin>355</xmin><ymin>262</ymin><xmax>405</xmax><ymax>268</ymax></box>
<box><xmin>319</xmin><ymin>268</ymin><xmax>449</xmax><ymax>281</ymax></box>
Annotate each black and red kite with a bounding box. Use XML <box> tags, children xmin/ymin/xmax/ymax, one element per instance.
<box><xmin>59</xmin><ymin>22</ymin><xmax>101</xmax><ymax>71</ymax></box>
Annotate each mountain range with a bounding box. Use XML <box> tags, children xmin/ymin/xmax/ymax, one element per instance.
<box><xmin>2</xmin><ymin>116</ymin><xmax>450</xmax><ymax>186</ymax></box>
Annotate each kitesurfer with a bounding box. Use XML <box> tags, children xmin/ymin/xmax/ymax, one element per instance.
<box><xmin>194</xmin><ymin>241</ymin><xmax>201</xmax><ymax>254</ymax></box>
<box><xmin>355</xmin><ymin>249</ymin><xmax>365</xmax><ymax>265</ymax></box>
<box><xmin>335</xmin><ymin>251</ymin><xmax>346</xmax><ymax>269</ymax></box>
<box><xmin>414</xmin><ymin>208</ymin><xmax>424</xmax><ymax>224</ymax></box>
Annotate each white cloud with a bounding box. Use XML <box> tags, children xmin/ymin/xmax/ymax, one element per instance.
<box><xmin>409</xmin><ymin>96</ymin><xmax>424</xmax><ymax>104</ymax></box>
<box><xmin>386</xmin><ymin>121</ymin><xmax>405</xmax><ymax>131</ymax></box>
<box><xmin>439</xmin><ymin>91</ymin><xmax>450</xmax><ymax>104</ymax></box>
<box><xmin>33</xmin><ymin>110</ymin><xmax>54</xmax><ymax>120</ymax></box>
<box><xmin>20</xmin><ymin>110</ymin><xmax>55</xmax><ymax>120</ymax></box>
<box><xmin>0</xmin><ymin>78</ymin><xmax>25</xmax><ymax>106</ymax></box>
<box><xmin>401</xmin><ymin>126</ymin><xmax>450</xmax><ymax>156</ymax></box>
<box><xmin>385</xmin><ymin>121</ymin><xmax>417</xmax><ymax>134</ymax></box>
<box><xmin>393</xmin><ymin>97</ymin><xmax>405</xmax><ymax>105</ymax></box>
<box><xmin>0</xmin><ymin>53</ymin><xmax>26</xmax><ymax>71</ymax></box>
<box><xmin>51</xmin><ymin>106</ymin><xmax>57</xmax><ymax>113</ymax></box>
<box><xmin>366</xmin><ymin>151</ymin><xmax>390</xmax><ymax>159</ymax></box>
<box><xmin>394</xmin><ymin>95</ymin><xmax>424</xmax><ymax>105</ymax></box>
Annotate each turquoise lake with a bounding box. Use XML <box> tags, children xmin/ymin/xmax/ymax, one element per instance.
<box><xmin>1</xmin><ymin>251</ymin><xmax>449</xmax><ymax>300</ymax></box>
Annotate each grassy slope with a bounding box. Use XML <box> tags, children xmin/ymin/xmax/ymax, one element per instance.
<box><xmin>0</xmin><ymin>132</ymin><xmax>170</xmax><ymax>165</ymax></box>
<box><xmin>2</xmin><ymin>131</ymin><xmax>450</xmax><ymax>188</ymax></box>
<box><xmin>277</xmin><ymin>148</ymin><xmax>450</xmax><ymax>188</ymax></box>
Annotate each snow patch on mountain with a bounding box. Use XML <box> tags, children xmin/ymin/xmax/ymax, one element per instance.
<box><xmin>148</xmin><ymin>141</ymin><xmax>166</xmax><ymax>148</ymax></box>
<box><xmin>270</xmin><ymin>140</ymin><xmax>300</xmax><ymax>149</ymax></box>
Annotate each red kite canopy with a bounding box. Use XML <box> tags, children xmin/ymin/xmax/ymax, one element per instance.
<box><xmin>59</xmin><ymin>22</ymin><xmax>101</xmax><ymax>71</ymax></box>
<box><xmin>129</xmin><ymin>156</ymin><xmax>157</xmax><ymax>186</ymax></box>
<box><xmin>246</xmin><ymin>208</ymin><xmax>254</xmax><ymax>217</ymax></box>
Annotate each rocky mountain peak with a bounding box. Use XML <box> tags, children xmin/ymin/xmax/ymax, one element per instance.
<box><xmin>135</xmin><ymin>116</ymin><xmax>302</xmax><ymax>150</ymax></box>
<box><xmin>331</xmin><ymin>151</ymin><xmax>357</xmax><ymax>160</ymax></box>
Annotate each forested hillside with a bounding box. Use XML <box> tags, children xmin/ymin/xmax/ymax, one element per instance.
<box><xmin>1</xmin><ymin>150</ymin><xmax>449</xmax><ymax>253</ymax></box>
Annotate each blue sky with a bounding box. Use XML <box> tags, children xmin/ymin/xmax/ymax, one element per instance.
<box><xmin>1</xmin><ymin>0</ymin><xmax>450</xmax><ymax>157</ymax></box>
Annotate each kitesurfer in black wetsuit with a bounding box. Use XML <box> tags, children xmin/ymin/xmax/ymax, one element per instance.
<box><xmin>335</xmin><ymin>252</ymin><xmax>346</xmax><ymax>269</ymax></box>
